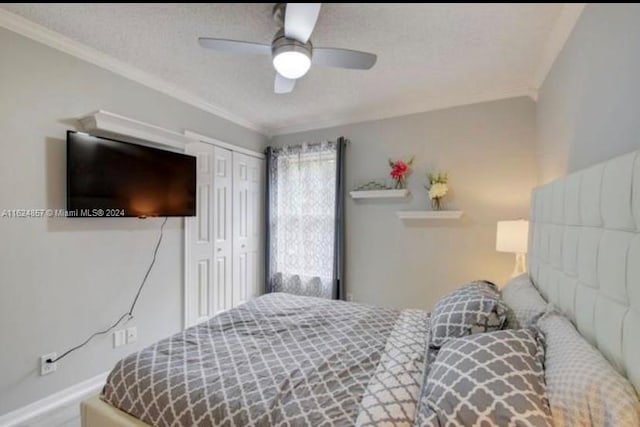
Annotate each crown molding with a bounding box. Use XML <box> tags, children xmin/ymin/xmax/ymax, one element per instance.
<box><xmin>531</xmin><ymin>3</ymin><xmax>586</xmax><ymax>90</ymax></box>
<box><xmin>0</xmin><ymin>8</ymin><xmax>268</xmax><ymax>135</ymax></box>
<box><xmin>270</xmin><ymin>86</ymin><xmax>534</xmax><ymax>137</ymax></box>
<box><xmin>271</xmin><ymin>2</ymin><xmax>586</xmax><ymax>139</ymax></box>
<box><xmin>0</xmin><ymin>5</ymin><xmax>582</xmax><ymax>139</ymax></box>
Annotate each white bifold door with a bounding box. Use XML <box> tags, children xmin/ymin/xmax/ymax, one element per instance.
<box><xmin>232</xmin><ymin>152</ymin><xmax>262</xmax><ymax>308</ymax></box>
<box><xmin>185</xmin><ymin>141</ymin><xmax>263</xmax><ymax>328</ymax></box>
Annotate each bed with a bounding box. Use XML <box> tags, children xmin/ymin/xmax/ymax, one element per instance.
<box><xmin>82</xmin><ymin>148</ymin><xmax>640</xmax><ymax>426</ymax></box>
<box><xmin>83</xmin><ymin>293</ymin><xmax>430</xmax><ymax>426</ymax></box>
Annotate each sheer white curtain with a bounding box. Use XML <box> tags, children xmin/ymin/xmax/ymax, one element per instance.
<box><xmin>267</xmin><ymin>142</ymin><xmax>337</xmax><ymax>298</ymax></box>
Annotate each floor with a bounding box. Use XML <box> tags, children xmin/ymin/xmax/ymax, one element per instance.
<box><xmin>25</xmin><ymin>397</ymin><xmax>85</xmax><ymax>427</ymax></box>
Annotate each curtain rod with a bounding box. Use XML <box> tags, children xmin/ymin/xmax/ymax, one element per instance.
<box><xmin>265</xmin><ymin>137</ymin><xmax>348</xmax><ymax>154</ymax></box>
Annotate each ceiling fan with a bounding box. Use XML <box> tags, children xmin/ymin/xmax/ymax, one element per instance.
<box><xmin>198</xmin><ymin>3</ymin><xmax>377</xmax><ymax>94</ymax></box>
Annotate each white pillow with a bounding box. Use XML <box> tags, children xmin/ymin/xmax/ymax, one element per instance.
<box><xmin>537</xmin><ymin>309</ymin><xmax>640</xmax><ymax>426</ymax></box>
<box><xmin>501</xmin><ymin>273</ymin><xmax>547</xmax><ymax>328</ymax></box>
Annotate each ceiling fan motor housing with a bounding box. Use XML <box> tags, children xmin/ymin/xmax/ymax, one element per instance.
<box><xmin>199</xmin><ymin>3</ymin><xmax>376</xmax><ymax>92</ymax></box>
<box><xmin>272</xmin><ymin>3</ymin><xmax>286</xmax><ymax>27</ymax></box>
<box><xmin>271</xmin><ymin>29</ymin><xmax>313</xmax><ymax>61</ymax></box>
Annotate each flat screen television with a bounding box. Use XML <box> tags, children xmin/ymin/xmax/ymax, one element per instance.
<box><xmin>66</xmin><ymin>131</ymin><xmax>196</xmax><ymax>218</ymax></box>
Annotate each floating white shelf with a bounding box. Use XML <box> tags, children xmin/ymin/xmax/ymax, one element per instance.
<box><xmin>396</xmin><ymin>210</ymin><xmax>463</xmax><ymax>219</ymax></box>
<box><xmin>349</xmin><ymin>189</ymin><xmax>410</xmax><ymax>199</ymax></box>
<box><xmin>79</xmin><ymin>110</ymin><xmax>190</xmax><ymax>151</ymax></box>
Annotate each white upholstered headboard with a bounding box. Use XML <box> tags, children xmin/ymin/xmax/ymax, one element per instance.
<box><xmin>528</xmin><ymin>150</ymin><xmax>640</xmax><ymax>395</ymax></box>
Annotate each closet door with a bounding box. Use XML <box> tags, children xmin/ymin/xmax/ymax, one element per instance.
<box><xmin>184</xmin><ymin>142</ymin><xmax>214</xmax><ymax>328</ymax></box>
<box><xmin>248</xmin><ymin>156</ymin><xmax>264</xmax><ymax>300</ymax></box>
<box><xmin>212</xmin><ymin>147</ymin><xmax>233</xmax><ymax>313</ymax></box>
<box><xmin>233</xmin><ymin>152</ymin><xmax>263</xmax><ymax>306</ymax></box>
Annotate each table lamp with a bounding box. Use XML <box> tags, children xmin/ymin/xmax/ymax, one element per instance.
<box><xmin>496</xmin><ymin>219</ymin><xmax>529</xmax><ymax>277</ymax></box>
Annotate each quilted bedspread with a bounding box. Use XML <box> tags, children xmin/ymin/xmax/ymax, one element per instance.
<box><xmin>102</xmin><ymin>293</ymin><xmax>430</xmax><ymax>426</ymax></box>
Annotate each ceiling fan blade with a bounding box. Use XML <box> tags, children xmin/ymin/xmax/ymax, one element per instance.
<box><xmin>274</xmin><ymin>73</ymin><xmax>296</xmax><ymax>94</ymax></box>
<box><xmin>284</xmin><ymin>3</ymin><xmax>321</xmax><ymax>44</ymax></box>
<box><xmin>313</xmin><ymin>48</ymin><xmax>377</xmax><ymax>70</ymax></box>
<box><xmin>198</xmin><ymin>38</ymin><xmax>271</xmax><ymax>56</ymax></box>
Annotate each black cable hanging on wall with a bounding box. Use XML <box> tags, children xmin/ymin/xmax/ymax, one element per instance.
<box><xmin>46</xmin><ymin>217</ymin><xmax>168</xmax><ymax>364</ymax></box>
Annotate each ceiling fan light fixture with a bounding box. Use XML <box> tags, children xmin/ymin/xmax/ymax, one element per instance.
<box><xmin>199</xmin><ymin>3</ymin><xmax>377</xmax><ymax>94</ymax></box>
<box><xmin>272</xmin><ymin>45</ymin><xmax>311</xmax><ymax>79</ymax></box>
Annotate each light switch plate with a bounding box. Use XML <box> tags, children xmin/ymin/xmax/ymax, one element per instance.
<box><xmin>126</xmin><ymin>327</ymin><xmax>138</xmax><ymax>344</ymax></box>
<box><xmin>113</xmin><ymin>330</ymin><xmax>126</xmax><ymax>348</ymax></box>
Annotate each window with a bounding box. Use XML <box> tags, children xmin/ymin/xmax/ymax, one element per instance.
<box><xmin>268</xmin><ymin>143</ymin><xmax>337</xmax><ymax>298</ymax></box>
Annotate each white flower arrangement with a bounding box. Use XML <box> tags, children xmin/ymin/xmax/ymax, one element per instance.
<box><xmin>429</xmin><ymin>182</ymin><xmax>448</xmax><ymax>199</ymax></box>
<box><xmin>426</xmin><ymin>172</ymin><xmax>449</xmax><ymax>210</ymax></box>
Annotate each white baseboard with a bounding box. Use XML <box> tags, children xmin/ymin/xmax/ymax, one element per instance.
<box><xmin>0</xmin><ymin>372</ymin><xmax>109</xmax><ymax>427</ymax></box>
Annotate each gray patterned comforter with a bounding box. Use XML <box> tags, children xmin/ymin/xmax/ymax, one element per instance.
<box><xmin>102</xmin><ymin>293</ymin><xmax>430</xmax><ymax>426</ymax></box>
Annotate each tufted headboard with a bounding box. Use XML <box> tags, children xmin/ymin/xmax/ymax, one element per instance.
<box><xmin>528</xmin><ymin>150</ymin><xmax>640</xmax><ymax>396</ymax></box>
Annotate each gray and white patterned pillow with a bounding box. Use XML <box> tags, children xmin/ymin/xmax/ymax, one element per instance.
<box><xmin>501</xmin><ymin>273</ymin><xmax>548</xmax><ymax>329</ymax></box>
<box><xmin>356</xmin><ymin>310</ymin><xmax>430</xmax><ymax>426</ymax></box>
<box><xmin>414</xmin><ymin>328</ymin><xmax>553</xmax><ymax>427</ymax></box>
<box><xmin>537</xmin><ymin>309</ymin><xmax>640</xmax><ymax>426</ymax></box>
<box><xmin>430</xmin><ymin>280</ymin><xmax>508</xmax><ymax>348</ymax></box>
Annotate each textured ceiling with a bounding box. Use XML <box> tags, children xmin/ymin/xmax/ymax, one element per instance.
<box><xmin>0</xmin><ymin>3</ymin><xmax>562</xmax><ymax>134</ymax></box>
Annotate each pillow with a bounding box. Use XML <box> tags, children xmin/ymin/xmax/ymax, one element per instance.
<box><xmin>414</xmin><ymin>328</ymin><xmax>553</xmax><ymax>427</ymax></box>
<box><xmin>501</xmin><ymin>273</ymin><xmax>547</xmax><ymax>328</ymax></box>
<box><xmin>537</xmin><ymin>310</ymin><xmax>640</xmax><ymax>426</ymax></box>
<box><xmin>430</xmin><ymin>280</ymin><xmax>508</xmax><ymax>348</ymax></box>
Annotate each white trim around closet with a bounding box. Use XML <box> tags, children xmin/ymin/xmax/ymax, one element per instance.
<box><xmin>182</xmin><ymin>131</ymin><xmax>264</xmax><ymax>330</ymax></box>
<box><xmin>183</xmin><ymin>130</ymin><xmax>265</xmax><ymax>159</ymax></box>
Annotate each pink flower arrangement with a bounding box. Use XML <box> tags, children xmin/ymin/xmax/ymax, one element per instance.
<box><xmin>388</xmin><ymin>156</ymin><xmax>414</xmax><ymax>189</ymax></box>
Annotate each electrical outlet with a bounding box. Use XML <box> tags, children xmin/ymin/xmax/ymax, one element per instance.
<box><xmin>347</xmin><ymin>293</ymin><xmax>354</xmax><ymax>302</ymax></box>
<box><xmin>113</xmin><ymin>330</ymin><xmax>126</xmax><ymax>348</ymax></box>
<box><xmin>126</xmin><ymin>327</ymin><xmax>138</xmax><ymax>344</ymax></box>
<box><xmin>40</xmin><ymin>353</ymin><xmax>57</xmax><ymax>376</ymax></box>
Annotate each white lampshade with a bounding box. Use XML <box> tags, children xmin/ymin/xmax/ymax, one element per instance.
<box><xmin>496</xmin><ymin>220</ymin><xmax>529</xmax><ymax>254</ymax></box>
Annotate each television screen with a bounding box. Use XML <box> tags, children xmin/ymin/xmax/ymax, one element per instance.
<box><xmin>66</xmin><ymin>131</ymin><xmax>196</xmax><ymax>218</ymax></box>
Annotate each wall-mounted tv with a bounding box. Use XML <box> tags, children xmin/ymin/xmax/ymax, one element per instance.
<box><xmin>67</xmin><ymin>131</ymin><xmax>196</xmax><ymax>218</ymax></box>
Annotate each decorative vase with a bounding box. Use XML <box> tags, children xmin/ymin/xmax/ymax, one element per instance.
<box><xmin>394</xmin><ymin>177</ymin><xmax>406</xmax><ymax>189</ymax></box>
<box><xmin>431</xmin><ymin>197</ymin><xmax>442</xmax><ymax>211</ymax></box>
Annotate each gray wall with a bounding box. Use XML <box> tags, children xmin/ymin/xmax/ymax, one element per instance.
<box><xmin>0</xmin><ymin>28</ymin><xmax>267</xmax><ymax>415</ymax></box>
<box><xmin>272</xmin><ymin>97</ymin><xmax>538</xmax><ymax>311</ymax></box>
<box><xmin>537</xmin><ymin>4</ymin><xmax>640</xmax><ymax>183</ymax></box>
